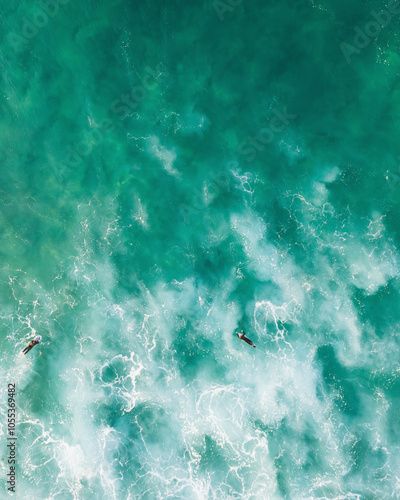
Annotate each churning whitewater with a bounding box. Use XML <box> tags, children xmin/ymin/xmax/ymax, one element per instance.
<box><xmin>1</xmin><ymin>0</ymin><xmax>400</xmax><ymax>498</ymax></box>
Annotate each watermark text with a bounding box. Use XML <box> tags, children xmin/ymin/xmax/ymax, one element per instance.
<box><xmin>213</xmin><ymin>0</ymin><xmax>243</xmax><ymax>21</ymax></box>
<box><xmin>8</xmin><ymin>0</ymin><xmax>71</xmax><ymax>52</ymax></box>
<box><xmin>7</xmin><ymin>383</ymin><xmax>17</xmax><ymax>494</ymax></box>
<box><xmin>340</xmin><ymin>1</ymin><xmax>400</xmax><ymax>63</ymax></box>
<box><xmin>237</xmin><ymin>106</ymin><xmax>297</xmax><ymax>162</ymax></box>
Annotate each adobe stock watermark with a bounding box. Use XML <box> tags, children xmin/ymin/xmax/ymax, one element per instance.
<box><xmin>7</xmin><ymin>0</ymin><xmax>70</xmax><ymax>53</ymax></box>
<box><xmin>212</xmin><ymin>0</ymin><xmax>243</xmax><ymax>21</ymax></box>
<box><xmin>6</xmin><ymin>383</ymin><xmax>17</xmax><ymax>494</ymax></box>
<box><xmin>60</xmin><ymin>64</ymin><xmax>169</xmax><ymax>170</ymax></box>
<box><xmin>340</xmin><ymin>1</ymin><xmax>400</xmax><ymax>63</ymax></box>
<box><xmin>237</xmin><ymin>106</ymin><xmax>297</xmax><ymax>163</ymax></box>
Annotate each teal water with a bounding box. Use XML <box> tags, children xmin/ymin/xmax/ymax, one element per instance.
<box><xmin>1</xmin><ymin>0</ymin><xmax>400</xmax><ymax>498</ymax></box>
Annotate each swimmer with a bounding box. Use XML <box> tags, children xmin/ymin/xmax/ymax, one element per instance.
<box><xmin>22</xmin><ymin>335</ymin><xmax>42</xmax><ymax>355</ymax></box>
<box><xmin>236</xmin><ymin>330</ymin><xmax>256</xmax><ymax>348</ymax></box>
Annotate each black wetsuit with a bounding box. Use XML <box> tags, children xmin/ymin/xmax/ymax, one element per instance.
<box><xmin>237</xmin><ymin>331</ymin><xmax>256</xmax><ymax>348</ymax></box>
<box><xmin>22</xmin><ymin>340</ymin><xmax>39</xmax><ymax>355</ymax></box>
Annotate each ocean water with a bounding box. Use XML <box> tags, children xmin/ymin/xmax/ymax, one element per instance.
<box><xmin>1</xmin><ymin>0</ymin><xmax>400</xmax><ymax>498</ymax></box>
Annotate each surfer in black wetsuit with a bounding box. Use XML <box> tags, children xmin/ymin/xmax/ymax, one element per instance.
<box><xmin>22</xmin><ymin>335</ymin><xmax>42</xmax><ymax>355</ymax></box>
<box><xmin>236</xmin><ymin>330</ymin><xmax>256</xmax><ymax>348</ymax></box>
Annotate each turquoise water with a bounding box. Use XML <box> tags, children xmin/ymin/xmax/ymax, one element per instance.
<box><xmin>1</xmin><ymin>0</ymin><xmax>400</xmax><ymax>498</ymax></box>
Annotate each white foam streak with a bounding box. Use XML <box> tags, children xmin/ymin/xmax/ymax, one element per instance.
<box><xmin>147</xmin><ymin>135</ymin><xmax>179</xmax><ymax>177</ymax></box>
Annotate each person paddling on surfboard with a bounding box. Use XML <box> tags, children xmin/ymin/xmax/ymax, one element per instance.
<box><xmin>22</xmin><ymin>335</ymin><xmax>42</xmax><ymax>355</ymax></box>
<box><xmin>236</xmin><ymin>330</ymin><xmax>256</xmax><ymax>348</ymax></box>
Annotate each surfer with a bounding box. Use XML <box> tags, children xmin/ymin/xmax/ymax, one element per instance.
<box><xmin>236</xmin><ymin>330</ymin><xmax>256</xmax><ymax>348</ymax></box>
<box><xmin>22</xmin><ymin>335</ymin><xmax>42</xmax><ymax>355</ymax></box>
